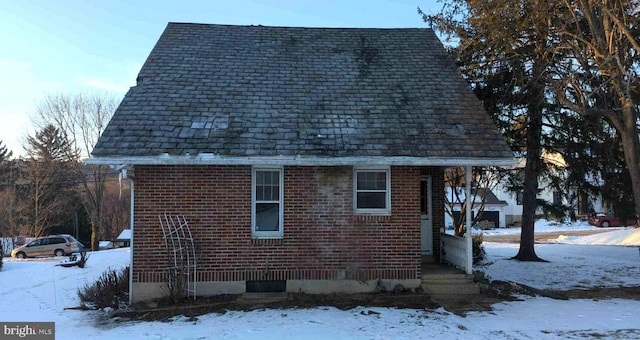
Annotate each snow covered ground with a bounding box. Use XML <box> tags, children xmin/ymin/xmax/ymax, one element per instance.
<box><xmin>1</xmin><ymin>221</ymin><xmax>639</xmax><ymax>339</ymax></box>
<box><xmin>480</xmin><ymin>218</ymin><xmax>627</xmax><ymax>235</ymax></box>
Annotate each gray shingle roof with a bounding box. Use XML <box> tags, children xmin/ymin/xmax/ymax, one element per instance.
<box><xmin>92</xmin><ymin>23</ymin><xmax>513</xmax><ymax>162</ymax></box>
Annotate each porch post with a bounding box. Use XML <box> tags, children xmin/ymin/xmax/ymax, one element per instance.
<box><xmin>465</xmin><ymin>165</ymin><xmax>473</xmax><ymax>274</ymax></box>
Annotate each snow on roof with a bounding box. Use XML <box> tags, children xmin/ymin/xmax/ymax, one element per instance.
<box><xmin>117</xmin><ymin>229</ymin><xmax>131</xmax><ymax>240</ymax></box>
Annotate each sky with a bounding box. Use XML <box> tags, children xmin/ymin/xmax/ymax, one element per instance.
<box><xmin>0</xmin><ymin>0</ymin><xmax>440</xmax><ymax>157</ymax></box>
<box><xmin>2</xmin><ymin>220</ymin><xmax>640</xmax><ymax>338</ymax></box>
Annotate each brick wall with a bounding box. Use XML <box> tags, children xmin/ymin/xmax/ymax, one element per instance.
<box><xmin>131</xmin><ymin>165</ymin><xmax>442</xmax><ymax>284</ymax></box>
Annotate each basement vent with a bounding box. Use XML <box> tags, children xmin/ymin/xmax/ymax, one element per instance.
<box><xmin>246</xmin><ymin>280</ymin><xmax>286</xmax><ymax>293</ymax></box>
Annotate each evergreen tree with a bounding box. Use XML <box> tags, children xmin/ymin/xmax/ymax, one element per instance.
<box><xmin>23</xmin><ymin>125</ymin><xmax>80</xmax><ymax>236</ymax></box>
<box><xmin>421</xmin><ymin>0</ymin><xmax>563</xmax><ymax>261</ymax></box>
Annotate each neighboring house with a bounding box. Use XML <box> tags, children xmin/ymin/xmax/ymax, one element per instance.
<box><xmin>99</xmin><ymin>240</ymin><xmax>114</xmax><ymax>250</ymax></box>
<box><xmin>445</xmin><ymin>188</ymin><xmax>509</xmax><ymax>229</ymax></box>
<box><xmin>493</xmin><ymin>152</ymin><xmax>606</xmax><ymax>226</ymax></box>
<box><xmin>88</xmin><ymin>23</ymin><xmax>513</xmax><ymax>302</ymax></box>
<box><xmin>116</xmin><ymin>229</ymin><xmax>131</xmax><ymax>247</ymax></box>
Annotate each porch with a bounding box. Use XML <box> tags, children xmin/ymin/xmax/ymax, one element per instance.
<box><xmin>419</xmin><ymin>231</ymin><xmax>479</xmax><ymax>296</ymax></box>
<box><xmin>420</xmin><ymin>262</ymin><xmax>480</xmax><ymax>295</ymax></box>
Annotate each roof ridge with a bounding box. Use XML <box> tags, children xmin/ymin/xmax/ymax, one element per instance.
<box><xmin>165</xmin><ymin>22</ymin><xmax>430</xmax><ymax>31</ymax></box>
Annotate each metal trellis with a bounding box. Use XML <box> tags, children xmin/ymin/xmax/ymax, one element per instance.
<box><xmin>159</xmin><ymin>213</ymin><xmax>197</xmax><ymax>300</ymax></box>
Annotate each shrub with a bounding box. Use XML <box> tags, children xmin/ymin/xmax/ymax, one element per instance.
<box><xmin>0</xmin><ymin>251</ymin><xmax>3</xmax><ymax>270</ymax></box>
<box><xmin>76</xmin><ymin>251</ymin><xmax>89</xmax><ymax>268</ymax></box>
<box><xmin>78</xmin><ymin>266</ymin><xmax>129</xmax><ymax>309</ymax></box>
<box><xmin>472</xmin><ymin>233</ymin><xmax>486</xmax><ymax>265</ymax></box>
<box><xmin>476</xmin><ymin>220</ymin><xmax>496</xmax><ymax>230</ymax></box>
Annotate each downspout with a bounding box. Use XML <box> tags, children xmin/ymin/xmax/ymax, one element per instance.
<box><xmin>128</xmin><ymin>174</ymin><xmax>135</xmax><ymax>305</ymax></box>
<box><xmin>465</xmin><ymin>165</ymin><xmax>473</xmax><ymax>274</ymax></box>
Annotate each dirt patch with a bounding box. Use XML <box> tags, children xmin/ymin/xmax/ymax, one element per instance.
<box><xmin>109</xmin><ymin>284</ymin><xmax>640</xmax><ymax>322</ymax></box>
<box><xmin>113</xmin><ymin>289</ymin><xmax>510</xmax><ymax>321</ymax></box>
<box><xmin>489</xmin><ymin>280</ymin><xmax>640</xmax><ymax>301</ymax></box>
<box><xmin>560</xmin><ymin>286</ymin><xmax>640</xmax><ymax>300</ymax></box>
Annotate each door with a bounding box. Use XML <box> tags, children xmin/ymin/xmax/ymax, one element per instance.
<box><xmin>477</xmin><ymin>211</ymin><xmax>499</xmax><ymax>229</ymax></box>
<box><xmin>27</xmin><ymin>239</ymin><xmax>45</xmax><ymax>257</ymax></box>
<box><xmin>420</xmin><ymin>176</ymin><xmax>433</xmax><ymax>255</ymax></box>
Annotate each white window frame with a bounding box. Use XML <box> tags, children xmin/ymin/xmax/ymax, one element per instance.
<box><xmin>353</xmin><ymin>166</ymin><xmax>391</xmax><ymax>215</ymax></box>
<box><xmin>252</xmin><ymin>166</ymin><xmax>284</xmax><ymax>238</ymax></box>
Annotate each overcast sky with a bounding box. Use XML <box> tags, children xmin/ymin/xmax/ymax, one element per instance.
<box><xmin>0</xmin><ymin>0</ymin><xmax>440</xmax><ymax>157</ymax></box>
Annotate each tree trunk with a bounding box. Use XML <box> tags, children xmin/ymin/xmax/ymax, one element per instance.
<box><xmin>91</xmin><ymin>223</ymin><xmax>99</xmax><ymax>251</ymax></box>
<box><xmin>514</xmin><ymin>113</ymin><xmax>544</xmax><ymax>261</ymax></box>
<box><xmin>514</xmin><ymin>63</ymin><xmax>546</xmax><ymax>262</ymax></box>
<box><xmin>618</xmin><ymin>101</ymin><xmax>640</xmax><ymax>227</ymax></box>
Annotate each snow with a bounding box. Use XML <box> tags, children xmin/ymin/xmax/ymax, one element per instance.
<box><xmin>481</xmin><ymin>242</ymin><xmax>640</xmax><ymax>290</ymax></box>
<box><xmin>117</xmin><ymin>229</ymin><xmax>131</xmax><ymax>240</ymax></box>
<box><xmin>1</xmin><ymin>221</ymin><xmax>640</xmax><ymax>339</ymax></box>
<box><xmin>99</xmin><ymin>240</ymin><xmax>114</xmax><ymax>249</ymax></box>
<box><xmin>479</xmin><ymin>218</ymin><xmax>614</xmax><ymax>235</ymax></box>
<box><xmin>554</xmin><ymin>228</ymin><xmax>640</xmax><ymax>246</ymax></box>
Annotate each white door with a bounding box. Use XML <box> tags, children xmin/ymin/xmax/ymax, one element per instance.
<box><xmin>421</xmin><ymin>176</ymin><xmax>433</xmax><ymax>255</ymax></box>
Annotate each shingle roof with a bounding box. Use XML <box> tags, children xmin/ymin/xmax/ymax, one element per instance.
<box><xmin>91</xmin><ymin>23</ymin><xmax>513</xmax><ymax>162</ymax></box>
<box><xmin>475</xmin><ymin>188</ymin><xmax>508</xmax><ymax>206</ymax></box>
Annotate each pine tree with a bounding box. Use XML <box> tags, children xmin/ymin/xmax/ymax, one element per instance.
<box><xmin>23</xmin><ymin>125</ymin><xmax>80</xmax><ymax>236</ymax></box>
<box><xmin>421</xmin><ymin>0</ymin><xmax>563</xmax><ymax>261</ymax></box>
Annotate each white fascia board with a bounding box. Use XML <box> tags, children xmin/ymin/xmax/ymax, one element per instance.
<box><xmin>86</xmin><ymin>154</ymin><xmax>516</xmax><ymax>167</ymax></box>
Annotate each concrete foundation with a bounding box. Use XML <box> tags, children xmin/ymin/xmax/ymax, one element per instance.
<box><xmin>132</xmin><ymin>279</ymin><xmax>421</xmax><ymax>302</ymax></box>
<box><xmin>287</xmin><ymin>279</ymin><xmax>421</xmax><ymax>294</ymax></box>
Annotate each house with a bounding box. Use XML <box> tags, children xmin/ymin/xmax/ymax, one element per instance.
<box><xmin>88</xmin><ymin>23</ymin><xmax>514</xmax><ymax>302</ymax></box>
<box><xmin>445</xmin><ymin>188</ymin><xmax>509</xmax><ymax>229</ymax></box>
<box><xmin>116</xmin><ymin>229</ymin><xmax>131</xmax><ymax>247</ymax></box>
<box><xmin>99</xmin><ymin>240</ymin><xmax>114</xmax><ymax>250</ymax></box>
<box><xmin>493</xmin><ymin>152</ymin><xmax>607</xmax><ymax>225</ymax></box>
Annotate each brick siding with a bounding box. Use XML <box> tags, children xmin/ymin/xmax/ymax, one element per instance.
<box><xmin>131</xmin><ymin>165</ymin><xmax>443</xmax><ymax>285</ymax></box>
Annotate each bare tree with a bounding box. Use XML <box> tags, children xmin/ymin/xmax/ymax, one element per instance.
<box><xmin>445</xmin><ymin>167</ymin><xmax>502</xmax><ymax>236</ymax></box>
<box><xmin>32</xmin><ymin>93</ymin><xmax>119</xmax><ymax>249</ymax></box>
<box><xmin>102</xmin><ymin>178</ymin><xmax>131</xmax><ymax>241</ymax></box>
<box><xmin>553</xmin><ymin>0</ymin><xmax>640</xmax><ymax>224</ymax></box>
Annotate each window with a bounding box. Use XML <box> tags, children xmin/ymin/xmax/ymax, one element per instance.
<box><xmin>252</xmin><ymin>167</ymin><xmax>283</xmax><ymax>238</ymax></box>
<box><xmin>49</xmin><ymin>238</ymin><xmax>65</xmax><ymax>244</ymax></box>
<box><xmin>354</xmin><ymin>167</ymin><xmax>391</xmax><ymax>215</ymax></box>
<box><xmin>516</xmin><ymin>191</ymin><xmax>524</xmax><ymax>205</ymax></box>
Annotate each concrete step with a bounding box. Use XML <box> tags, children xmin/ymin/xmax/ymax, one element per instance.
<box><xmin>422</xmin><ymin>269</ymin><xmax>480</xmax><ymax>295</ymax></box>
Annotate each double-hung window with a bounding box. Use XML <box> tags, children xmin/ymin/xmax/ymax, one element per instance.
<box><xmin>354</xmin><ymin>167</ymin><xmax>391</xmax><ymax>215</ymax></box>
<box><xmin>252</xmin><ymin>167</ymin><xmax>284</xmax><ymax>238</ymax></box>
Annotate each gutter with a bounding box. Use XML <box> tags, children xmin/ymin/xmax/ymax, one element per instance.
<box><xmin>86</xmin><ymin>154</ymin><xmax>516</xmax><ymax>167</ymax></box>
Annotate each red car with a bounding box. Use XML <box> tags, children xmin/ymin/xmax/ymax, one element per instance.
<box><xmin>588</xmin><ymin>214</ymin><xmax>637</xmax><ymax>227</ymax></box>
